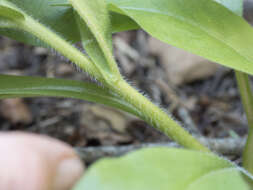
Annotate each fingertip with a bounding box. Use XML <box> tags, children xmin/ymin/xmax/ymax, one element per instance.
<box><xmin>0</xmin><ymin>132</ymin><xmax>85</xmax><ymax>190</ymax></box>
<box><xmin>53</xmin><ymin>157</ymin><xmax>85</xmax><ymax>190</ymax></box>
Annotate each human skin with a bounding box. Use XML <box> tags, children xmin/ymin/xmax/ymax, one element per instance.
<box><xmin>0</xmin><ymin>132</ymin><xmax>84</xmax><ymax>190</ymax></box>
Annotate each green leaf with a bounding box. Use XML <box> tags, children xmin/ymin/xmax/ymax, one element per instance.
<box><xmin>0</xmin><ymin>0</ymin><xmax>138</xmax><ymax>46</ymax></box>
<box><xmin>107</xmin><ymin>0</ymin><xmax>253</xmax><ymax>75</ymax></box>
<box><xmin>0</xmin><ymin>74</ymin><xmax>140</xmax><ymax>117</ymax></box>
<box><xmin>70</xmin><ymin>0</ymin><xmax>120</xmax><ymax>79</ymax></box>
<box><xmin>214</xmin><ymin>0</ymin><xmax>243</xmax><ymax>16</ymax></box>
<box><xmin>69</xmin><ymin>0</ymin><xmax>113</xmax><ymax>51</ymax></box>
<box><xmin>50</xmin><ymin>1</ymin><xmax>139</xmax><ymax>33</ymax></box>
<box><xmin>0</xmin><ymin>5</ymin><xmax>24</xmax><ymax>20</ymax></box>
<box><xmin>74</xmin><ymin>15</ymin><xmax>113</xmax><ymax>77</ymax></box>
<box><xmin>111</xmin><ymin>12</ymin><xmax>139</xmax><ymax>33</ymax></box>
<box><xmin>0</xmin><ymin>2</ymin><xmax>25</xmax><ymax>28</ymax></box>
<box><xmin>0</xmin><ymin>0</ymin><xmax>80</xmax><ymax>46</ymax></box>
<box><xmin>73</xmin><ymin>148</ymin><xmax>253</xmax><ymax>190</ymax></box>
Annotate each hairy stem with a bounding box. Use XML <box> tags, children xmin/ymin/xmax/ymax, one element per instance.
<box><xmin>17</xmin><ymin>16</ymin><xmax>104</xmax><ymax>81</ymax></box>
<box><xmin>112</xmin><ymin>79</ymin><xmax>210</xmax><ymax>152</ymax></box>
<box><xmin>235</xmin><ymin>71</ymin><xmax>253</xmax><ymax>174</ymax></box>
<box><xmin>69</xmin><ymin>0</ymin><xmax>121</xmax><ymax>77</ymax></box>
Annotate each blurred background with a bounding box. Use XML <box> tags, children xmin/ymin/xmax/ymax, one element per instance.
<box><xmin>0</xmin><ymin>0</ymin><xmax>252</xmax><ymax>162</ymax></box>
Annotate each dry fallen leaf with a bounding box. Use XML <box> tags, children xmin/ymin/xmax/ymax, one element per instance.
<box><xmin>80</xmin><ymin>105</ymin><xmax>134</xmax><ymax>145</ymax></box>
<box><xmin>149</xmin><ymin>37</ymin><xmax>220</xmax><ymax>85</ymax></box>
<box><xmin>0</xmin><ymin>98</ymin><xmax>32</xmax><ymax>124</ymax></box>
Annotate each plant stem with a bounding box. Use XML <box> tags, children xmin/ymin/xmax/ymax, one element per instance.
<box><xmin>243</xmin><ymin>129</ymin><xmax>253</xmax><ymax>174</ymax></box>
<box><xmin>18</xmin><ymin>16</ymin><xmax>104</xmax><ymax>81</ymax></box>
<box><xmin>235</xmin><ymin>71</ymin><xmax>253</xmax><ymax>174</ymax></box>
<box><xmin>112</xmin><ymin>79</ymin><xmax>210</xmax><ymax>152</ymax></box>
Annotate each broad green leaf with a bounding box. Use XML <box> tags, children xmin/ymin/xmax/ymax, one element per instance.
<box><xmin>0</xmin><ymin>74</ymin><xmax>140</xmax><ymax>117</ymax></box>
<box><xmin>107</xmin><ymin>0</ymin><xmax>253</xmax><ymax>75</ymax></box>
<box><xmin>73</xmin><ymin>148</ymin><xmax>253</xmax><ymax>190</ymax></box>
<box><xmin>70</xmin><ymin>0</ymin><xmax>120</xmax><ymax>79</ymax></box>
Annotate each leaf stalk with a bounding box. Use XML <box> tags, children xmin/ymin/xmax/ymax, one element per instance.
<box><xmin>235</xmin><ymin>71</ymin><xmax>253</xmax><ymax>174</ymax></box>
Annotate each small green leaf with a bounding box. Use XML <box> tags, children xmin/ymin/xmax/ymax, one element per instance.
<box><xmin>50</xmin><ymin>1</ymin><xmax>139</xmax><ymax>33</ymax></box>
<box><xmin>111</xmin><ymin>12</ymin><xmax>139</xmax><ymax>33</ymax></box>
<box><xmin>0</xmin><ymin>0</ymin><xmax>80</xmax><ymax>46</ymax></box>
<box><xmin>0</xmin><ymin>2</ymin><xmax>25</xmax><ymax>28</ymax></box>
<box><xmin>107</xmin><ymin>0</ymin><xmax>253</xmax><ymax>75</ymax></box>
<box><xmin>73</xmin><ymin>148</ymin><xmax>253</xmax><ymax>190</ymax></box>
<box><xmin>0</xmin><ymin>74</ymin><xmax>140</xmax><ymax>117</ymax></box>
<box><xmin>70</xmin><ymin>0</ymin><xmax>121</xmax><ymax>79</ymax></box>
<box><xmin>74</xmin><ymin>14</ymin><xmax>114</xmax><ymax>78</ymax></box>
<box><xmin>0</xmin><ymin>5</ymin><xmax>24</xmax><ymax>20</ymax></box>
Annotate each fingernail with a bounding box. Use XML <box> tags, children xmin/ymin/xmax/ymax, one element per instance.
<box><xmin>54</xmin><ymin>157</ymin><xmax>84</xmax><ymax>190</ymax></box>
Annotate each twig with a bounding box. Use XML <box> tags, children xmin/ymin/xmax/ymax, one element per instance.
<box><xmin>75</xmin><ymin>137</ymin><xmax>246</xmax><ymax>163</ymax></box>
<box><xmin>178</xmin><ymin>107</ymin><xmax>200</xmax><ymax>135</ymax></box>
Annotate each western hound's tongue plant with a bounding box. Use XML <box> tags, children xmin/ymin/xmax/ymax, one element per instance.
<box><xmin>0</xmin><ymin>0</ymin><xmax>253</xmax><ymax>189</ymax></box>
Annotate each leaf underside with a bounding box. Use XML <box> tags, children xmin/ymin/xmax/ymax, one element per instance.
<box><xmin>0</xmin><ymin>0</ymin><xmax>79</xmax><ymax>46</ymax></box>
<box><xmin>0</xmin><ymin>74</ymin><xmax>139</xmax><ymax>116</ymax></box>
<box><xmin>72</xmin><ymin>0</ymin><xmax>117</xmax><ymax>76</ymax></box>
<box><xmin>0</xmin><ymin>5</ymin><xmax>24</xmax><ymax>20</ymax></box>
<box><xmin>107</xmin><ymin>0</ymin><xmax>253</xmax><ymax>75</ymax></box>
<box><xmin>73</xmin><ymin>148</ymin><xmax>253</xmax><ymax>190</ymax></box>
